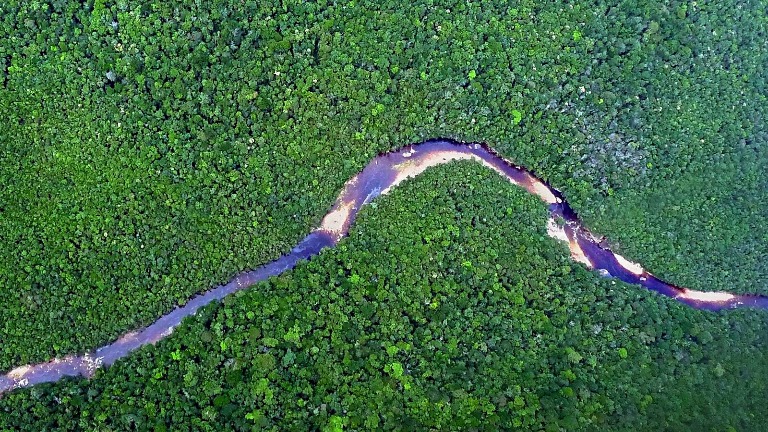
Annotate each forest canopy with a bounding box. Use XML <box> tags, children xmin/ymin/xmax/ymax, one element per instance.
<box><xmin>0</xmin><ymin>0</ymin><xmax>766</xmax><ymax>430</ymax></box>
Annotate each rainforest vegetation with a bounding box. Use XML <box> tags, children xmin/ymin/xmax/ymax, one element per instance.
<box><xmin>0</xmin><ymin>0</ymin><xmax>766</xmax><ymax>430</ymax></box>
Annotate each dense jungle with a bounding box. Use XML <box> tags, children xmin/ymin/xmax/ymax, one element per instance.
<box><xmin>0</xmin><ymin>0</ymin><xmax>766</xmax><ymax>430</ymax></box>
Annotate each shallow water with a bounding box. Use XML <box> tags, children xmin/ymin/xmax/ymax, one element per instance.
<box><xmin>2</xmin><ymin>138</ymin><xmax>766</xmax><ymax>396</ymax></box>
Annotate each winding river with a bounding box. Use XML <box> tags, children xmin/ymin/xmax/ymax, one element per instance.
<box><xmin>2</xmin><ymin>139</ymin><xmax>766</xmax><ymax>396</ymax></box>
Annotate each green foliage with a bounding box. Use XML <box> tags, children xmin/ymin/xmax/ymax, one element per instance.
<box><xmin>0</xmin><ymin>0</ymin><xmax>766</xmax><ymax>430</ymax></box>
<box><xmin>618</xmin><ymin>347</ymin><xmax>628</xmax><ymax>359</ymax></box>
<box><xmin>1</xmin><ymin>163</ymin><xmax>767</xmax><ymax>431</ymax></box>
<box><xmin>1</xmin><ymin>0</ymin><xmax>764</xmax><ymax>372</ymax></box>
<box><xmin>512</xmin><ymin>109</ymin><xmax>523</xmax><ymax>125</ymax></box>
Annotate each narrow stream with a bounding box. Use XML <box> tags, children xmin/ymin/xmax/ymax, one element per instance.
<box><xmin>2</xmin><ymin>139</ymin><xmax>766</xmax><ymax>396</ymax></box>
